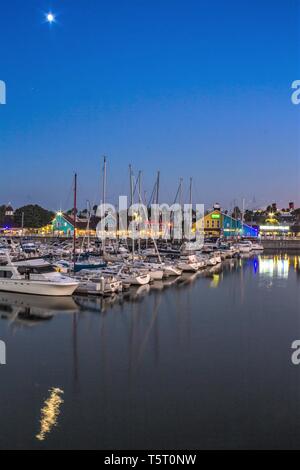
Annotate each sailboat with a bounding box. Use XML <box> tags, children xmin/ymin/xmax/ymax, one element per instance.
<box><xmin>72</xmin><ymin>171</ymin><xmax>107</xmax><ymax>273</ymax></box>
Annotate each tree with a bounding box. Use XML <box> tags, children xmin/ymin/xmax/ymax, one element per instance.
<box><xmin>0</xmin><ymin>205</ymin><xmax>6</xmax><ymax>225</ymax></box>
<box><xmin>293</xmin><ymin>208</ymin><xmax>300</xmax><ymax>223</ymax></box>
<box><xmin>14</xmin><ymin>205</ymin><xmax>54</xmax><ymax>228</ymax></box>
<box><xmin>244</xmin><ymin>210</ymin><xmax>254</xmax><ymax>223</ymax></box>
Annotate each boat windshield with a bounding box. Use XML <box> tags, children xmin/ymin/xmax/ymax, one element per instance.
<box><xmin>18</xmin><ymin>265</ymin><xmax>56</xmax><ymax>275</ymax></box>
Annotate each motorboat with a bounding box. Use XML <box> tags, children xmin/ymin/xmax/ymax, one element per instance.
<box><xmin>0</xmin><ymin>254</ymin><xmax>79</xmax><ymax>296</ymax></box>
<box><xmin>74</xmin><ymin>271</ymin><xmax>122</xmax><ymax>296</ymax></box>
<box><xmin>251</xmin><ymin>242</ymin><xmax>264</xmax><ymax>251</ymax></box>
<box><xmin>238</xmin><ymin>241</ymin><xmax>252</xmax><ymax>253</ymax></box>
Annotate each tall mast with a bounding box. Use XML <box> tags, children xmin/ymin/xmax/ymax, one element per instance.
<box><xmin>129</xmin><ymin>165</ymin><xmax>134</xmax><ymax>260</ymax></box>
<box><xmin>138</xmin><ymin>171</ymin><xmax>142</xmax><ymax>204</ymax></box>
<box><xmin>102</xmin><ymin>156</ymin><xmax>107</xmax><ymax>207</ymax></box>
<box><xmin>138</xmin><ymin>171</ymin><xmax>142</xmax><ymax>254</ymax></box>
<box><xmin>129</xmin><ymin>164</ymin><xmax>134</xmax><ymax>207</ymax></box>
<box><xmin>73</xmin><ymin>173</ymin><xmax>77</xmax><ymax>262</ymax></box>
<box><xmin>156</xmin><ymin>171</ymin><xmax>160</xmax><ymax>204</ymax></box>
<box><xmin>189</xmin><ymin>177</ymin><xmax>193</xmax><ymax>206</ymax></box>
<box><xmin>179</xmin><ymin>178</ymin><xmax>183</xmax><ymax>207</ymax></box>
<box><xmin>87</xmin><ymin>200</ymin><xmax>91</xmax><ymax>252</ymax></box>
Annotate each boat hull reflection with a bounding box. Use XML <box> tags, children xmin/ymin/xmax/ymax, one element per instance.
<box><xmin>0</xmin><ymin>292</ymin><xmax>79</xmax><ymax>326</ymax></box>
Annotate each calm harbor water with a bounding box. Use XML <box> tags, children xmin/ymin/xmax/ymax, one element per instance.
<box><xmin>0</xmin><ymin>253</ymin><xmax>300</xmax><ymax>450</ymax></box>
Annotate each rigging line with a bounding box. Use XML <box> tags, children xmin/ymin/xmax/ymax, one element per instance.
<box><xmin>147</xmin><ymin>181</ymin><xmax>157</xmax><ymax>208</ymax></box>
<box><xmin>133</xmin><ymin>172</ymin><xmax>141</xmax><ymax>198</ymax></box>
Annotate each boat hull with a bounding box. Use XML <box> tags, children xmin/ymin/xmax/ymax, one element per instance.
<box><xmin>0</xmin><ymin>279</ymin><xmax>78</xmax><ymax>297</ymax></box>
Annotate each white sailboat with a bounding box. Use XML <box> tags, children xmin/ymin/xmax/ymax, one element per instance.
<box><xmin>177</xmin><ymin>255</ymin><xmax>199</xmax><ymax>272</ymax></box>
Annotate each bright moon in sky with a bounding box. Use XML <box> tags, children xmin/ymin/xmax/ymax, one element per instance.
<box><xmin>46</xmin><ymin>13</ymin><xmax>55</xmax><ymax>23</ymax></box>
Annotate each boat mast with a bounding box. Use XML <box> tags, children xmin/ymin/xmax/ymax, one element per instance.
<box><xmin>156</xmin><ymin>171</ymin><xmax>160</xmax><ymax>205</ymax></box>
<box><xmin>102</xmin><ymin>156</ymin><xmax>107</xmax><ymax>255</ymax></box>
<box><xmin>179</xmin><ymin>178</ymin><xmax>183</xmax><ymax>208</ymax></box>
<box><xmin>138</xmin><ymin>171</ymin><xmax>142</xmax><ymax>254</ymax></box>
<box><xmin>87</xmin><ymin>200</ymin><xmax>91</xmax><ymax>252</ymax></box>
<box><xmin>242</xmin><ymin>197</ymin><xmax>245</xmax><ymax>235</ymax></box>
<box><xmin>129</xmin><ymin>165</ymin><xmax>134</xmax><ymax>260</ymax></box>
<box><xmin>189</xmin><ymin>177</ymin><xmax>193</xmax><ymax>206</ymax></box>
<box><xmin>129</xmin><ymin>164</ymin><xmax>134</xmax><ymax>207</ymax></box>
<box><xmin>103</xmin><ymin>156</ymin><xmax>107</xmax><ymax>208</ymax></box>
<box><xmin>73</xmin><ymin>173</ymin><xmax>77</xmax><ymax>263</ymax></box>
<box><xmin>188</xmin><ymin>177</ymin><xmax>193</xmax><ymax>242</ymax></box>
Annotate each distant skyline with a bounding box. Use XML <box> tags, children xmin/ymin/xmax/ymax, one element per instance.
<box><xmin>0</xmin><ymin>0</ymin><xmax>299</xmax><ymax>211</ymax></box>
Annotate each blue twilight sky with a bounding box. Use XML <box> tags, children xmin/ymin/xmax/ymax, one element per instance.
<box><xmin>0</xmin><ymin>0</ymin><xmax>299</xmax><ymax>212</ymax></box>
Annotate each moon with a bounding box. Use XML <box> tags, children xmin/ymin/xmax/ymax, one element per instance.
<box><xmin>46</xmin><ymin>13</ymin><xmax>55</xmax><ymax>23</ymax></box>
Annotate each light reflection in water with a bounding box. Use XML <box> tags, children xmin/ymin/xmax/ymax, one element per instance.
<box><xmin>36</xmin><ymin>388</ymin><xmax>64</xmax><ymax>442</ymax></box>
<box><xmin>253</xmin><ymin>255</ymin><xmax>299</xmax><ymax>279</ymax></box>
<box><xmin>210</xmin><ymin>274</ymin><xmax>220</xmax><ymax>288</ymax></box>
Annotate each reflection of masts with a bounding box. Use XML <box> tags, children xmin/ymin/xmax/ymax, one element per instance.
<box><xmin>73</xmin><ymin>313</ymin><xmax>79</xmax><ymax>387</ymax></box>
<box><xmin>135</xmin><ymin>293</ymin><xmax>162</xmax><ymax>371</ymax></box>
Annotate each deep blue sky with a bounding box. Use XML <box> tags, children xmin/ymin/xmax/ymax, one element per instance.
<box><xmin>0</xmin><ymin>0</ymin><xmax>299</xmax><ymax>211</ymax></box>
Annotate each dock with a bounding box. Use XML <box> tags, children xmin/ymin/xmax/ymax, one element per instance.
<box><xmin>262</xmin><ymin>238</ymin><xmax>300</xmax><ymax>251</ymax></box>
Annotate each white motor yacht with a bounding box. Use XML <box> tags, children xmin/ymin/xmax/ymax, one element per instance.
<box><xmin>251</xmin><ymin>242</ymin><xmax>264</xmax><ymax>251</ymax></box>
<box><xmin>238</xmin><ymin>241</ymin><xmax>252</xmax><ymax>253</ymax></box>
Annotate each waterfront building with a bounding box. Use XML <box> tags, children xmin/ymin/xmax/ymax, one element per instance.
<box><xmin>51</xmin><ymin>212</ymin><xmax>100</xmax><ymax>237</ymax></box>
<box><xmin>204</xmin><ymin>204</ymin><xmax>258</xmax><ymax>238</ymax></box>
<box><xmin>0</xmin><ymin>204</ymin><xmax>22</xmax><ymax>235</ymax></box>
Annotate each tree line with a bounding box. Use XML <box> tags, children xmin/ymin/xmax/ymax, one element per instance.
<box><xmin>0</xmin><ymin>205</ymin><xmax>54</xmax><ymax>228</ymax></box>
